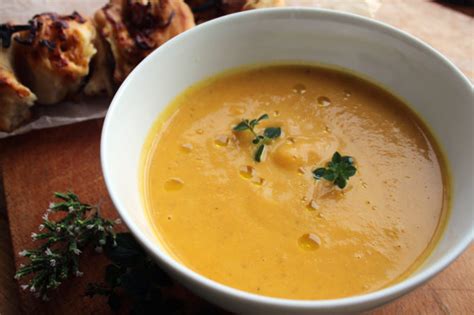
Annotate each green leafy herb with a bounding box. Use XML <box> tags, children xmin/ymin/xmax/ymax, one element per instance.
<box><xmin>312</xmin><ymin>152</ymin><xmax>357</xmax><ymax>189</ymax></box>
<box><xmin>233</xmin><ymin>114</ymin><xmax>281</xmax><ymax>162</ymax></box>
<box><xmin>14</xmin><ymin>192</ymin><xmax>119</xmax><ymax>300</ymax></box>
<box><xmin>86</xmin><ymin>233</ymin><xmax>220</xmax><ymax>314</ymax></box>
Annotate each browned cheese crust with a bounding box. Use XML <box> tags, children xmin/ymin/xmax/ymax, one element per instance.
<box><xmin>13</xmin><ymin>12</ymin><xmax>97</xmax><ymax>105</ymax></box>
<box><xmin>95</xmin><ymin>0</ymin><xmax>195</xmax><ymax>84</ymax></box>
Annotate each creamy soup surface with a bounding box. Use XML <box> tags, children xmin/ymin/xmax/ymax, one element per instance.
<box><xmin>142</xmin><ymin>65</ymin><xmax>448</xmax><ymax>300</ymax></box>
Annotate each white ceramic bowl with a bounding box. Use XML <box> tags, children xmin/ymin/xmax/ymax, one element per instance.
<box><xmin>101</xmin><ymin>8</ymin><xmax>473</xmax><ymax>314</ymax></box>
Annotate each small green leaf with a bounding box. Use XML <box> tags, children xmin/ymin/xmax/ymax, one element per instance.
<box><xmin>335</xmin><ymin>176</ymin><xmax>347</xmax><ymax>189</ymax></box>
<box><xmin>341</xmin><ymin>156</ymin><xmax>353</xmax><ymax>164</ymax></box>
<box><xmin>312</xmin><ymin>152</ymin><xmax>356</xmax><ymax>189</ymax></box>
<box><xmin>263</xmin><ymin>127</ymin><xmax>281</xmax><ymax>139</ymax></box>
<box><xmin>233</xmin><ymin>121</ymin><xmax>249</xmax><ymax>131</ymax></box>
<box><xmin>249</xmin><ymin>119</ymin><xmax>258</xmax><ymax>128</ymax></box>
<box><xmin>344</xmin><ymin>165</ymin><xmax>357</xmax><ymax>177</ymax></box>
<box><xmin>254</xmin><ymin>144</ymin><xmax>265</xmax><ymax>162</ymax></box>
<box><xmin>312</xmin><ymin>168</ymin><xmax>326</xmax><ymax>179</ymax></box>
<box><xmin>332</xmin><ymin>152</ymin><xmax>342</xmax><ymax>163</ymax></box>
<box><xmin>323</xmin><ymin>170</ymin><xmax>336</xmax><ymax>181</ymax></box>
<box><xmin>257</xmin><ymin>114</ymin><xmax>269</xmax><ymax>122</ymax></box>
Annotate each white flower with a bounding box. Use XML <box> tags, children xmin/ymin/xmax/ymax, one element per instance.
<box><xmin>56</xmin><ymin>227</ymin><xmax>61</xmax><ymax>232</ymax></box>
<box><xmin>49</xmin><ymin>202</ymin><xmax>55</xmax><ymax>209</ymax></box>
<box><xmin>14</xmin><ymin>274</ymin><xmax>20</xmax><ymax>280</ymax></box>
<box><xmin>50</xmin><ymin>259</ymin><xmax>56</xmax><ymax>267</ymax></box>
<box><xmin>99</xmin><ymin>239</ymin><xmax>106</xmax><ymax>245</ymax></box>
<box><xmin>72</xmin><ymin>248</ymin><xmax>82</xmax><ymax>255</ymax></box>
<box><xmin>30</xmin><ymin>285</ymin><xmax>36</xmax><ymax>292</ymax></box>
<box><xmin>75</xmin><ymin>270</ymin><xmax>84</xmax><ymax>277</ymax></box>
<box><xmin>19</xmin><ymin>250</ymin><xmax>28</xmax><ymax>257</ymax></box>
<box><xmin>95</xmin><ymin>246</ymin><xmax>103</xmax><ymax>253</ymax></box>
<box><xmin>97</xmin><ymin>225</ymin><xmax>104</xmax><ymax>231</ymax></box>
<box><xmin>38</xmin><ymin>224</ymin><xmax>45</xmax><ymax>231</ymax></box>
<box><xmin>74</xmin><ymin>227</ymin><xmax>81</xmax><ymax>233</ymax></box>
<box><xmin>114</xmin><ymin>218</ymin><xmax>122</xmax><ymax>225</ymax></box>
<box><xmin>21</xmin><ymin>285</ymin><xmax>29</xmax><ymax>291</ymax></box>
<box><xmin>42</xmin><ymin>213</ymin><xmax>49</xmax><ymax>221</ymax></box>
<box><xmin>86</xmin><ymin>224</ymin><xmax>94</xmax><ymax>229</ymax></box>
<box><xmin>31</xmin><ymin>232</ymin><xmax>38</xmax><ymax>240</ymax></box>
<box><xmin>44</xmin><ymin>248</ymin><xmax>53</xmax><ymax>256</ymax></box>
<box><xmin>68</xmin><ymin>206</ymin><xmax>74</xmax><ymax>213</ymax></box>
<box><xmin>19</xmin><ymin>264</ymin><xmax>25</xmax><ymax>268</ymax></box>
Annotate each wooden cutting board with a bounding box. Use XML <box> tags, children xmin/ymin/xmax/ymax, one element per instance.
<box><xmin>0</xmin><ymin>1</ymin><xmax>473</xmax><ymax>314</ymax></box>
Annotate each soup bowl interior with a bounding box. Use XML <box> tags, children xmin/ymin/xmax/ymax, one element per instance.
<box><xmin>101</xmin><ymin>8</ymin><xmax>473</xmax><ymax>314</ymax></box>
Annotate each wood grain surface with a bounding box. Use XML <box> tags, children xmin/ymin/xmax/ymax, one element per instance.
<box><xmin>0</xmin><ymin>0</ymin><xmax>472</xmax><ymax>314</ymax></box>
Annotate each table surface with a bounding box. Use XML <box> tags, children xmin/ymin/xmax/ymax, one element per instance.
<box><xmin>0</xmin><ymin>0</ymin><xmax>473</xmax><ymax>314</ymax></box>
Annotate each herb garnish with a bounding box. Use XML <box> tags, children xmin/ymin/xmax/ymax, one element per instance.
<box><xmin>312</xmin><ymin>152</ymin><xmax>357</xmax><ymax>189</ymax></box>
<box><xmin>86</xmin><ymin>233</ymin><xmax>220</xmax><ymax>313</ymax></box>
<box><xmin>14</xmin><ymin>192</ymin><xmax>119</xmax><ymax>300</ymax></box>
<box><xmin>233</xmin><ymin>114</ymin><xmax>282</xmax><ymax>162</ymax></box>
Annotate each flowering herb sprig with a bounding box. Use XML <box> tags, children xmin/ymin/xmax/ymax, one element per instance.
<box><xmin>14</xmin><ymin>192</ymin><xmax>120</xmax><ymax>300</ymax></box>
<box><xmin>233</xmin><ymin>113</ymin><xmax>282</xmax><ymax>162</ymax></box>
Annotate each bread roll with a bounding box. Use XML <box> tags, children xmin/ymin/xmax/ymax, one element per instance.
<box><xmin>95</xmin><ymin>0</ymin><xmax>195</xmax><ymax>84</ymax></box>
<box><xmin>0</xmin><ymin>46</ymin><xmax>36</xmax><ymax>131</ymax></box>
<box><xmin>14</xmin><ymin>12</ymin><xmax>97</xmax><ymax>105</ymax></box>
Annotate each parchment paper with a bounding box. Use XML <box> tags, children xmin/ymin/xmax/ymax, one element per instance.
<box><xmin>0</xmin><ymin>0</ymin><xmax>380</xmax><ymax>138</ymax></box>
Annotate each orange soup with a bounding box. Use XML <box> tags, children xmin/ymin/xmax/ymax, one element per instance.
<box><xmin>142</xmin><ymin>65</ymin><xmax>449</xmax><ymax>299</ymax></box>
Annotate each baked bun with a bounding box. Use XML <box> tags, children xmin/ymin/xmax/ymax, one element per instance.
<box><xmin>95</xmin><ymin>0</ymin><xmax>195</xmax><ymax>84</ymax></box>
<box><xmin>0</xmin><ymin>46</ymin><xmax>36</xmax><ymax>131</ymax></box>
<box><xmin>186</xmin><ymin>0</ymin><xmax>285</xmax><ymax>24</ymax></box>
<box><xmin>14</xmin><ymin>12</ymin><xmax>97</xmax><ymax>105</ymax></box>
<box><xmin>83</xmin><ymin>26</ymin><xmax>115</xmax><ymax>96</ymax></box>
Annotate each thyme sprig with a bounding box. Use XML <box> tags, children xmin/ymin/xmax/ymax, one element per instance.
<box><xmin>233</xmin><ymin>114</ymin><xmax>282</xmax><ymax>162</ymax></box>
<box><xmin>312</xmin><ymin>152</ymin><xmax>357</xmax><ymax>189</ymax></box>
<box><xmin>86</xmin><ymin>233</ymin><xmax>220</xmax><ymax>314</ymax></box>
<box><xmin>14</xmin><ymin>192</ymin><xmax>120</xmax><ymax>300</ymax></box>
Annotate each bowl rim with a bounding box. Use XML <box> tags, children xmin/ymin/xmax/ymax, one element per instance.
<box><xmin>101</xmin><ymin>7</ymin><xmax>474</xmax><ymax>310</ymax></box>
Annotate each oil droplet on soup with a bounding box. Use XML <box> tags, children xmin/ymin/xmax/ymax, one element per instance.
<box><xmin>317</xmin><ymin>96</ymin><xmax>332</xmax><ymax>107</ymax></box>
<box><xmin>239</xmin><ymin>165</ymin><xmax>255</xmax><ymax>180</ymax></box>
<box><xmin>180</xmin><ymin>143</ymin><xmax>193</xmax><ymax>153</ymax></box>
<box><xmin>143</xmin><ymin>65</ymin><xmax>449</xmax><ymax>301</ymax></box>
<box><xmin>298</xmin><ymin>233</ymin><xmax>321</xmax><ymax>250</ymax></box>
<box><xmin>214</xmin><ymin>135</ymin><xmax>229</xmax><ymax>147</ymax></box>
<box><xmin>164</xmin><ymin>178</ymin><xmax>184</xmax><ymax>191</ymax></box>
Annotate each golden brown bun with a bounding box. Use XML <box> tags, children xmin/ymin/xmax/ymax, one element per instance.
<box><xmin>83</xmin><ymin>24</ymin><xmax>115</xmax><ymax>96</ymax></box>
<box><xmin>186</xmin><ymin>0</ymin><xmax>285</xmax><ymax>24</ymax></box>
<box><xmin>243</xmin><ymin>0</ymin><xmax>285</xmax><ymax>10</ymax></box>
<box><xmin>95</xmin><ymin>0</ymin><xmax>195</xmax><ymax>84</ymax></box>
<box><xmin>14</xmin><ymin>12</ymin><xmax>97</xmax><ymax>105</ymax></box>
<box><xmin>0</xmin><ymin>47</ymin><xmax>36</xmax><ymax>132</ymax></box>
